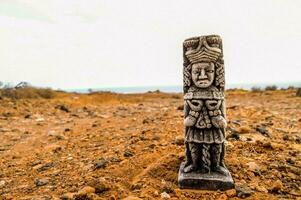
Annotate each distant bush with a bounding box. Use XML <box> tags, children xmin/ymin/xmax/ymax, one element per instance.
<box><xmin>265</xmin><ymin>85</ymin><xmax>278</xmax><ymax>91</ymax></box>
<box><xmin>297</xmin><ymin>88</ymin><xmax>301</xmax><ymax>97</ymax></box>
<box><xmin>251</xmin><ymin>87</ymin><xmax>262</xmax><ymax>92</ymax></box>
<box><xmin>0</xmin><ymin>82</ymin><xmax>55</xmax><ymax>99</ymax></box>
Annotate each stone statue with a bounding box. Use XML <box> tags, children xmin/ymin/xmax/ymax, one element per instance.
<box><xmin>178</xmin><ymin>35</ymin><xmax>234</xmax><ymax>190</ymax></box>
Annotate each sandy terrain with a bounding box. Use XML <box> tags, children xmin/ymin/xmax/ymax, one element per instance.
<box><xmin>0</xmin><ymin>89</ymin><xmax>300</xmax><ymax>200</ymax></box>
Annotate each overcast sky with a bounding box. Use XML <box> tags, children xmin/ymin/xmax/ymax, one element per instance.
<box><xmin>0</xmin><ymin>0</ymin><xmax>300</xmax><ymax>89</ymax></box>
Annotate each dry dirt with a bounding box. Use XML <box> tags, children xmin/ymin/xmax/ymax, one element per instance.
<box><xmin>0</xmin><ymin>89</ymin><xmax>300</xmax><ymax>200</ymax></box>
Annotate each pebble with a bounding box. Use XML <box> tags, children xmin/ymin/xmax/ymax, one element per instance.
<box><xmin>174</xmin><ymin>136</ymin><xmax>184</xmax><ymax>145</ymax></box>
<box><xmin>217</xmin><ymin>194</ymin><xmax>227</xmax><ymax>200</ymax></box>
<box><xmin>78</xmin><ymin>186</ymin><xmax>95</xmax><ymax>195</ymax></box>
<box><xmin>271</xmin><ymin>180</ymin><xmax>283</xmax><ymax>192</ymax></box>
<box><xmin>256</xmin><ymin>185</ymin><xmax>268</xmax><ymax>193</ymax></box>
<box><xmin>246</xmin><ymin>161</ymin><xmax>260</xmax><ymax>172</ymax></box>
<box><xmin>94</xmin><ymin>159</ymin><xmax>109</xmax><ymax>169</ymax></box>
<box><xmin>36</xmin><ymin>118</ymin><xmax>45</xmax><ymax>122</ymax></box>
<box><xmin>48</xmin><ymin>130</ymin><xmax>65</xmax><ymax>140</ymax></box>
<box><xmin>235</xmin><ymin>185</ymin><xmax>253</xmax><ymax>198</ymax></box>
<box><xmin>225</xmin><ymin>189</ymin><xmax>236</xmax><ymax>197</ymax></box>
<box><xmin>35</xmin><ymin>178</ymin><xmax>49</xmax><ymax>186</ymax></box>
<box><xmin>124</xmin><ymin>150</ymin><xmax>134</xmax><ymax>157</ymax></box>
<box><xmin>160</xmin><ymin>192</ymin><xmax>170</xmax><ymax>199</ymax></box>
<box><xmin>0</xmin><ymin>180</ymin><xmax>6</xmax><ymax>188</ymax></box>
<box><xmin>60</xmin><ymin>193</ymin><xmax>75</xmax><ymax>200</ymax></box>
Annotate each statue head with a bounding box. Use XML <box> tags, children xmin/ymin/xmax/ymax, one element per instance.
<box><xmin>191</xmin><ymin>62</ymin><xmax>215</xmax><ymax>88</ymax></box>
<box><xmin>183</xmin><ymin>35</ymin><xmax>225</xmax><ymax>91</ymax></box>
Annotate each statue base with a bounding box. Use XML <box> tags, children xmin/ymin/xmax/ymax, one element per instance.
<box><xmin>178</xmin><ymin>162</ymin><xmax>234</xmax><ymax>190</ymax></box>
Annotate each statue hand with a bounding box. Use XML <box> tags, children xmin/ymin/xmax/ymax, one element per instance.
<box><xmin>211</xmin><ymin>115</ymin><xmax>227</xmax><ymax>129</ymax></box>
<box><xmin>184</xmin><ymin>111</ymin><xmax>199</xmax><ymax>127</ymax></box>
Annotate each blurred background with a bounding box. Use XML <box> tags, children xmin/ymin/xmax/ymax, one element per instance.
<box><xmin>0</xmin><ymin>0</ymin><xmax>300</xmax><ymax>93</ymax></box>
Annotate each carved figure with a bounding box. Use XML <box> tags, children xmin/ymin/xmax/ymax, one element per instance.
<box><xmin>178</xmin><ymin>35</ymin><xmax>234</xmax><ymax>190</ymax></box>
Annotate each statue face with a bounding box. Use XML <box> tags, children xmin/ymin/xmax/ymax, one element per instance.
<box><xmin>191</xmin><ymin>62</ymin><xmax>215</xmax><ymax>88</ymax></box>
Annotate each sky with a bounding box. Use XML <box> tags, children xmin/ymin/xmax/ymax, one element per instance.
<box><xmin>0</xmin><ymin>0</ymin><xmax>300</xmax><ymax>89</ymax></box>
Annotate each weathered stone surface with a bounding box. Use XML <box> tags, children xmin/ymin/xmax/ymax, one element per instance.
<box><xmin>178</xmin><ymin>35</ymin><xmax>234</xmax><ymax>190</ymax></box>
<box><xmin>178</xmin><ymin>163</ymin><xmax>234</xmax><ymax>190</ymax></box>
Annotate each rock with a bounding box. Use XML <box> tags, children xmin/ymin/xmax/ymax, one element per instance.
<box><xmin>174</xmin><ymin>136</ymin><xmax>184</xmax><ymax>145</ymax></box>
<box><xmin>35</xmin><ymin>178</ymin><xmax>49</xmax><ymax>186</ymax></box>
<box><xmin>246</xmin><ymin>162</ymin><xmax>260</xmax><ymax>172</ymax></box>
<box><xmin>60</xmin><ymin>193</ymin><xmax>75</xmax><ymax>200</ymax></box>
<box><xmin>160</xmin><ymin>192</ymin><xmax>170</xmax><ymax>199</ymax></box>
<box><xmin>34</xmin><ymin>162</ymin><xmax>54</xmax><ymax>172</ymax></box>
<box><xmin>256</xmin><ymin>185</ymin><xmax>268</xmax><ymax>193</ymax></box>
<box><xmin>0</xmin><ymin>180</ymin><xmax>6</xmax><ymax>188</ymax></box>
<box><xmin>217</xmin><ymin>194</ymin><xmax>227</xmax><ymax>200</ymax></box>
<box><xmin>271</xmin><ymin>180</ymin><xmax>283</xmax><ymax>192</ymax></box>
<box><xmin>88</xmin><ymin>178</ymin><xmax>110</xmax><ymax>194</ymax></box>
<box><xmin>36</xmin><ymin>118</ymin><xmax>45</xmax><ymax>122</ymax></box>
<box><xmin>226</xmin><ymin>189</ymin><xmax>236</xmax><ymax>197</ymax></box>
<box><xmin>227</xmin><ymin>132</ymin><xmax>240</xmax><ymax>140</ymax></box>
<box><xmin>94</xmin><ymin>159</ymin><xmax>109</xmax><ymax>169</ymax></box>
<box><xmin>55</xmin><ymin>104</ymin><xmax>70</xmax><ymax>112</ymax></box>
<box><xmin>283</xmin><ymin>134</ymin><xmax>290</xmax><ymax>141</ymax></box>
<box><xmin>95</xmin><ymin>183</ymin><xmax>110</xmax><ymax>194</ymax></box>
<box><xmin>78</xmin><ymin>186</ymin><xmax>95</xmax><ymax>195</ymax></box>
<box><xmin>177</xmin><ymin>105</ymin><xmax>184</xmax><ymax>110</ymax></box>
<box><xmin>124</xmin><ymin>150</ymin><xmax>134</xmax><ymax>157</ymax></box>
<box><xmin>64</xmin><ymin>128</ymin><xmax>71</xmax><ymax>132</ymax></box>
<box><xmin>256</xmin><ymin>125</ymin><xmax>271</xmax><ymax>137</ymax></box>
<box><xmin>48</xmin><ymin>131</ymin><xmax>65</xmax><ymax>140</ymax></box>
<box><xmin>235</xmin><ymin>185</ymin><xmax>253</xmax><ymax>198</ymax></box>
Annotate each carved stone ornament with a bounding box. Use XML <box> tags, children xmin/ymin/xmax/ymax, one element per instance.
<box><xmin>178</xmin><ymin>35</ymin><xmax>234</xmax><ymax>190</ymax></box>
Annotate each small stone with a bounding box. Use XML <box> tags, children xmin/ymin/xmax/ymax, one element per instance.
<box><xmin>55</xmin><ymin>104</ymin><xmax>70</xmax><ymax>112</ymax></box>
<box><xmin>78</xmin><ymin>186</ymin><xmax>95</xmax><ymax>195</ymax></box>
<box><xmin>48</xmin><ymin>131</ymin><xmax>65</xmax><ymax>140</ymax></box>
<box><xmin>36</xmin><ymin>118</ymin><xmax>45</xmax><ymax>122</ymax></box>
<box><xmin>256</xmin><ymin>125</ymin><xmax>271</xmax><ymax>137</ymax></box>
<box><xmin>88</xmin><ymin>178</ymin><xmax>110</xmax><ymax>194</ymax></box>
<box><xmin>35</xmin><ymin>163</ymin><xmax>54</xmax><ymax>172</ymax></box>
<box><xmin>271</xmin><ymin>180</ymin><xmax>283</xmax><ymax>192</ymax></box>
<box><xmin>246</xmin><ymin>162</ymin><xmax>260</xmax><ymax>172</ymax></box>
<box><xmin>256</xmin><ymin>186</ymin><xmax>268</xmax><ymax>193</ymax></box>
<box><xmin>0</xmin><ymin>180</ymin><xmax>6</xmax><ymax>188</ymax></box>
<box><xmin>95</xmin><ymin>181</ymin><xmax>110</xmax><ymax>194</ymax></box>
<box><xmin>217</xmin><ymin>194</ymin><xmax>227</xmax><ymax>200</ymax></box>
<box><xmin>60</xmin><ymin>193</ymin><xmax>75</xmax><ymax>200</ymax></box>
<box><xmin>177</xmin><ymin>105</ymin><xmax>184</xmax><ymax>110</ymax></box>
<box><xmin>124</xmin><ymin>150</ymin><xmax>134</xmax><ymax>157</ymax></box>
<box><xmin>160</xmin><ymin>192</ymin><xmax>170</xmax><ymax>199</ymax></box>
<box><xmin>225</xmin><ymin>189</ymin><xmax>236</xmax><ymax>197</ymax></box>
<box><xmin>94</xmin><ymin>159</ymin><xmax>109</xmax><ymax>169</ymax></box>
<box><xmin>235</xmin><ymin>185</ymin><xmax>253</xmax><ymax>198</ymax></box>
<box><xmin>35</xmin><ymin>178</ymin><xmax>49</xmax><ymax>186</ymax></box>
<box><xmin>283</xmin><ymin>134</ymin><xmax>290</xmax><ymax>140</ymax></box>
<box><xmin>174</xmin><ymin>136</ymin><xmax>184</xmax><ymax>145</ymax></box>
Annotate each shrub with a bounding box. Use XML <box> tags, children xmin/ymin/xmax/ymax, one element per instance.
<box><xmin>251</xmin><ymin>87</ymin><xmax>261</xmax><ymax>92</ymax></box>
<box><xmin>0</xmin><ymin>83</ymin><xmax>56</xmax><ymax>99</ymax></box>
<box><xmin>265</xmin><ymin>85</ymin><xmax>278</xmax><ymax>91</ymax></box>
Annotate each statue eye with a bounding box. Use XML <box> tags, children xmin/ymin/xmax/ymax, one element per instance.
<box><xmin>207</xmin><ymin>70</ymin><xmax>214</xmax><ymax>73</ymax></box>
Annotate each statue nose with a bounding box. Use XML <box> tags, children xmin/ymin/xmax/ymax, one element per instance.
<box><xmin>199</xmin><ymin>69</ymin><xmax>207</xmax><ymax>79</ymax></box>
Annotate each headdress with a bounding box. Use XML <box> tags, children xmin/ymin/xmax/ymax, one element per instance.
<box><xmin>184</xmin><ymin>37</ymin><xmax>221</xmax><ymax>64</ymax></box>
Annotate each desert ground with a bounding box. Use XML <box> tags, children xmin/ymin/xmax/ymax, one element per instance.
<box><xmin>0</xmin><ymin>89</ymin><xmax>300</xmax><ymax>200</ymax></box>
